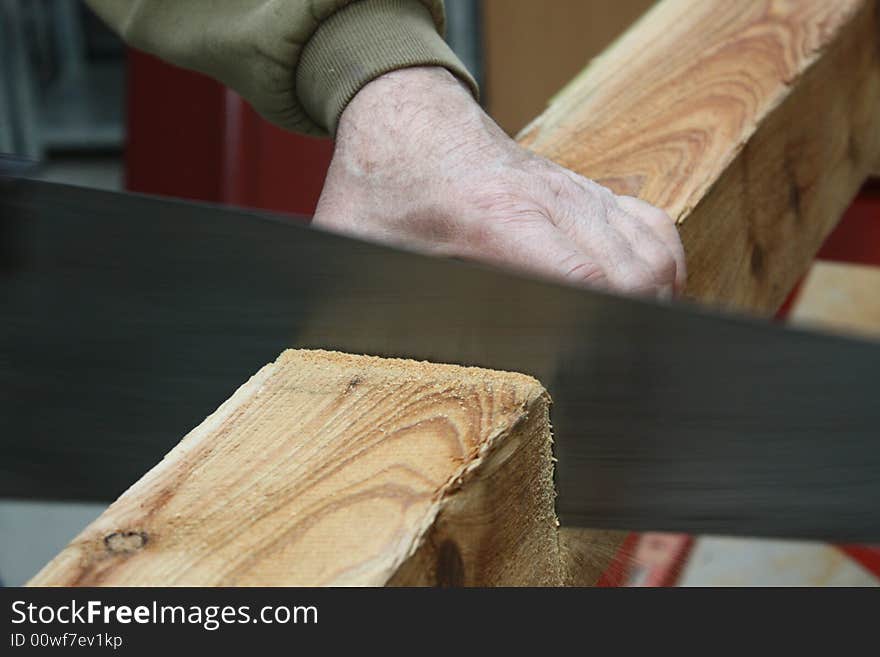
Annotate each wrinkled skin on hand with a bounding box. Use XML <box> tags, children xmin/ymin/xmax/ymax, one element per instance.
<box><xmin>314</xmin><ymin>67</ymin><xmax>686</xmax><ymax>298</ymax></box>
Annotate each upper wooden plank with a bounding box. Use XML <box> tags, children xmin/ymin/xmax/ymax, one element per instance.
<box><xmin>519</xmin><ymin>0</ymin><xmax>880</xmax><ymax>312</ymax></box>
<box><xmin>29</xmin><ymin>350</ymin><xmax>554</xmax><ymax>586</ymax></box>
<box><xmin>519</xmin><ymin>0</ymin><xmax>863</xmax><ymax>218</ymax></box>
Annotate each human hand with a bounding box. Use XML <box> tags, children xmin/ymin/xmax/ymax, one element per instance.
<box><xmin>313</xmin><ymin>67</ymin><xmax>686</xmax><ymax>298</ymax></box>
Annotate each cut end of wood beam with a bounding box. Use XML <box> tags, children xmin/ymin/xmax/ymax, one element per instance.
<box><xmin>29</xmin><ymin>350</ymin><xmax>563</xmax><ymax>586</ymax></box>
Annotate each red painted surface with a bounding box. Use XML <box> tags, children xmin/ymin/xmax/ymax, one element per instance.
<box><xmin>596</xmin><ymin>533</ymin><xmax>694</xmax><ymax>587</ymax></box>
<box><xmin>125</xmin><ymin>51</ymin><xmax>332</xmax><ymax>217</ymax></box>
<box><xmin>629</xmin><ymin>534</ymin><xmax>695</xmax><ymax>586</ymax></box>
<box><xmin>596</xmin><ymin>533</ymin><xmax>640</xmax><ymax>587</ymax></box>
<box><xmin>125</xmin><ymin>51</ymin><xmax>227</xmax><ymax>203</ymax></box>
<box><xmin>220</xmin><ymin>91</ymin><xmax>333</xmax><ymax>216</ymax></box>
<box><xmin>815</xmin><ymin>187</ymin><xmax>880</xmax><ymax>267</ymax></box>
<box><xmin>837</xmin><ymin>545</ymin><xmax>880</xmax><ymax>579</ymax></box>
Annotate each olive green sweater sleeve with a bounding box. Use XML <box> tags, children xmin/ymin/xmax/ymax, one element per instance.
<box><xmin>84</xmin><ymin>0</ymin><xmax>477</xmax><ymax>137</ymax></box>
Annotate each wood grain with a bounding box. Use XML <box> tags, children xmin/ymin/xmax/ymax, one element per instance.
<box><xmin>789</xmin><ymin>260</ymin><xmax>880</xmax><ymax>339</ymax></box>
<box><xmin>29</xmin><ymin>350</ymin><xmax>562</xmax><ymax>586</ymax></box>
<box><xmin>519</xmin><ymin>0</ymin><xmax>880</xmax><ymax>313</ymax></box>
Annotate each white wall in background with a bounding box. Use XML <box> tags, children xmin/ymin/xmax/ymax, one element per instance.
<box><xmin>0</xmin><ymin>500</ymin><xmax>106</xmax><ymax>586</ymax></box>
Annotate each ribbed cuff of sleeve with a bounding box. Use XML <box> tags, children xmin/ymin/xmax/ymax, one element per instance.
<box><xmin>296</xmin><ymin>0</ymin><xmax>479</xmax><ymax>136</ymax></box>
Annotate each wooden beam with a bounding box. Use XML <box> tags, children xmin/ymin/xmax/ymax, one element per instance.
<box><xmin>29</xmin><ymin>350</ymin><xmax>563</xmax><ymax>586</ymax></box>
<box><xmin>519</xmin><ymin>0</ymin><xmax>880</xmax><ymax>314</ymax></box>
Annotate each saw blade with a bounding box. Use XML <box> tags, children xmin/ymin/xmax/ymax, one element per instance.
<box><xmin>1</xmin><ymin>177</ymin><xmax>878</xmax><ymax>541</ymax></box>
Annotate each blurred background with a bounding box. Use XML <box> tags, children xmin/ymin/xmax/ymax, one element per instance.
<box><xmin>1</xmin><ymin>0</ymin><xmax>878</xmax><ymax>586</ymax></box>
<box><xmin>0</xmin><ymin>0</ymin><xmax>657</xmax><ymax>213</ymax></box>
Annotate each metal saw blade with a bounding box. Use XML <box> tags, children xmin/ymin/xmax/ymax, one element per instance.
<box><xmin>2</xmin><ymin>177</ymin><xmax>879</xmax><ymax>541</ymax></box>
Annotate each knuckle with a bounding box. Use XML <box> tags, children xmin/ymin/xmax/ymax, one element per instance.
<box><xmin>642</xmin><ymin>205</ymin><xmax>674</xmax><ymax>226</ymax></box>
<box><xmin>617</xmin><ymin>194</ymin><xmax>673</xmax><ymax>223</ymax></box>
<box><xmin>544</xmin><ymin>171</ymin><xmax>574</xmax><ymax>201</ymax></box>
<box><xmin>642</xmin><ymin>244</ymin><xmax>678</xmax><ymax>284</ymax></box>
<box><xmin>624</xmin><ymin>267</ymin><xmax>658</xmax><ymax>293</ymax></box>
<box><xmin>616</xmin><ymin>259</ymin><xmax>671</xmax><ymax>297</ymax></box>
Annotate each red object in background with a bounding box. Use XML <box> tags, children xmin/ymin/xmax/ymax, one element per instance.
<box><xmin>838</xmin><ymin>545</ymin><xmax>880</xmax><ymax>580</ymax></box>
<box><xmin>628</xmin><ymin>534</ymin><xmax>695</xmax><ymax>587</ymax></box>
<box><xmin>596</xmin><ymin>534</ymin><xmax>694</xmax><ymax>587</ymax></box>
<box><xmin>221</xmin><ymin>89</ymin><xmax>333</xmax><ymax>215</ymax></box>
<box><xmin>125</xmin><ymin>51</ymin><xmax>332</xmax><ymax>217</ymax></box>
<box><xmin>596</xmin><ymin>533</ymin><xmax>640</xmax><ymax>587</ymax></box>
<box><xmin>126</xmin><ymin>52</ymin><xmax>226</xmax><ymax>203</ymax></box>
<box><xmin>815</xmin><ymin>186</ymin><xmax>880</xmax><ymax>268</ymax></box>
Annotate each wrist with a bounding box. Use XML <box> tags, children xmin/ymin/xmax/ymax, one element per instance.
<box><xmin>296</xmin><ymin>0</ymin><xmax>477</xmax><ymax>134</ymax></box>
<box><xmin>338</xmin><ymin>67</ymin><xmax>485</xmax><ymax>141</ymax></box>
<box><xmin>334</xmin><ymin>67</ymin><xmax>502</xmax><ymax>186</ymax></box>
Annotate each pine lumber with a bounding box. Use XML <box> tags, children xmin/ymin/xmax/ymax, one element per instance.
<box><xmin>519</xmin><ymin>0</ymin><xmax>880</xmax><ymax>314</ymax></box>
<box><xmin>29</xmin><ymin>350</ymin><xmax>562</xmax><ymax>586</ymax></box>
<box><xmin>789</xmin><ymin>260</ymin><xmax>880</xmax><ymax>340</ymax></box>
